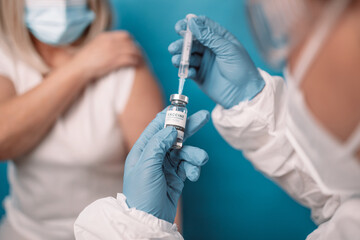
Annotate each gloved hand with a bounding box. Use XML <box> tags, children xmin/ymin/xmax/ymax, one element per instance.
<box><xmin>123</xmin><ymin>109</ymin><xmax>210</xmax><ymax>223</ymax></box>
<box><xmin>168</xmin><ymin>16</ymin><xmax>265</xmax><ymax>109</ymax></box>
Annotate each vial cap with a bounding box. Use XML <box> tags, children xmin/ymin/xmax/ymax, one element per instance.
<box><xmin>170</xmin><ymin>94</ymin><xmax>189</xmax><ymax>104</ymax></box>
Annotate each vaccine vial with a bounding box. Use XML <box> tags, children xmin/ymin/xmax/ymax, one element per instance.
<box><xmin>164</xmin><ymin>94</ymin><xmax>189</xmax><ymax>149</ymax></box>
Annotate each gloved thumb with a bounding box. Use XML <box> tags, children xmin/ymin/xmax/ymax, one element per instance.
<box><xmin>183</xmin><ymin>162</ymin><xmax>201</xmax><ymax>182</ymax></box>
<box><xmin>189</xmin><ymin>17</ymin><xmax>233</xmax><ymax>57</ymax></box>
<box><xmin>141</xmin><ymin>127</ymin><xmax>178</xmax><ymax>164</ymax></box>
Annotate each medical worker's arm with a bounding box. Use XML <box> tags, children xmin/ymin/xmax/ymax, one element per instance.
<box><xmin>212</xmin><ymin>70</ymin><xmax>341</xmax><ymax>226</ymax></box>
<box><xmin>169</xmin><ymin>16</ymin><xmax>341</xmax><ymax>225</ymax></box>
<box><xmin>75</xmin><ymin>110</ymin><xmax>210</xmax><ymax>240</ymax></box>
<box><xmin>212</xmin><ymin>69</ymin><xmax>358</xmax><ymax>238</ymax></box>
<box><xmin>0</xmin><ymin>32</ymin><xmax>142</xmax><ymax>160</ymax></box>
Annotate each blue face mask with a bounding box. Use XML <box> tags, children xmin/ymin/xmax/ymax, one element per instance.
<box><xmin>25</xmin><ymin>5</ymin><xmax>95</xmax><ymax>46</ymax></box>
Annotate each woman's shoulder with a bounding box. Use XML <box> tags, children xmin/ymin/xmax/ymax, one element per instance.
<box><xmin>107</xmin><ymin>67</ymin><xmax>136</xmax><ymax>90</ymax></box>
<box><xmin>102</xmin><ymin>67</ymin><xmax>136</xmax><ymax>114</ymax></box>
<box><xmin>110</xmin><ymin>67</ymin><xmax>136</xmax><ymax>80</ymax></box>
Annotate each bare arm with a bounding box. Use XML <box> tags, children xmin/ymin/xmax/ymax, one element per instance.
<box><xmin>0</xmin><ymin>65</ymin><xmax>88</xmax><ymax>160</ymax></box>
<box><xmin>118</xmin><ymin>62</ymin><xmax>164</xmax><ymax>151</ymax></box>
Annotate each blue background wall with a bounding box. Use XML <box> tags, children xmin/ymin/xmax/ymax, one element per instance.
<box><xmin>0</xmin><ymin>0</ymin><xmax>316</xmax><ymax>239</ymax></box>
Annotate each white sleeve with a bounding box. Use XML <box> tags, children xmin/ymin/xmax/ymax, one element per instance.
<box><xmin>74</xmin><ymin>193</ymin><xmax>183</xmax><ymax>240</ymax></box>
<box><xmin>212</xmin><ymin>69</ymin><xmax>293</xmax><ymax>175</ymax></box>
<box><xmin>306</xmin><ymin>198</ymin><xmax>360</xmax><ymax>240</ymax></box>
<box><xmin>111</xmin><ymin>67</ymin><xmax>136</xmax><ymax>115</ymax></box>
<box><xmin>212</xmin><ymin>69</ymin><xmax>341</xmax><ymax>225</ymax></box>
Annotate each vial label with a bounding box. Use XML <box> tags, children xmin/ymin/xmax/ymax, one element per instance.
<box><xmin>164</xmin><ymin>110</ymin><xmax>187</xmax><ymax>149</ymax></box>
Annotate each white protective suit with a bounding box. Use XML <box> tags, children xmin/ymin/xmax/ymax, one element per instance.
<box><xmin>74</xmin><ymin>69</ymin><xmax>360</xmax><ymax>240</ymax></box>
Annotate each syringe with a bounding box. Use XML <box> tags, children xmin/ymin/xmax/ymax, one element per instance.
<box><xmin>178</xmin><ymin>14</ymin><xmax>196</xmax><ymax>95</ymax></box>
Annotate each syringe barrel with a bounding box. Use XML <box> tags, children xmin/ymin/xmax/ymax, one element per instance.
<box><xmin>178</xmin><ymin>14</ymin><xmax>196</xmax><ymax>79</ymax></box>
<box><xmin>178</xmin><ymin>63</ymin><xmax>189</xmax><ymax>79</ymax></box>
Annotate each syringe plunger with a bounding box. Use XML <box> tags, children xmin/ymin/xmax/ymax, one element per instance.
<box><xmin>178</xmin><ymin>14</ymin><xmax>196</xmax><ymax>94</ymax></box>
<box><xmin>178</xmin><ymin>14</ymin><xmax>196</xmax><ymax>79</ymax></box>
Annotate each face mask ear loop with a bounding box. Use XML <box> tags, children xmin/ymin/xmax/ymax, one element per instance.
<box><xmin>292</xmin><ymin>0</ymin><xmax>351</xmax><ymax>86</ymax></box>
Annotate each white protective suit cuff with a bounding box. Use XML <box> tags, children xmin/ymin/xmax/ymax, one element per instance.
<box><xmin>74</xmin><ymin>193</ymin><xmax>183</xmax><ymax>240</ymax></box>
<box><xmin>116</xmin><ymin>194</ymin><xmax>179</xmax><ymax>232</ymax></box>
<box><xmin>306</xmin><ymin>198</ymin><xmax>360</xmax><ymax>240</ymax></box>
<box><xmin>212</xmin><ymin>69</ymin><xmax>293</xmax><ymax>176</ymax></box>
<box><xmin>212</xmin><ymin>69</ymin><xmax>285</xmax><ymax>151</ymax></box>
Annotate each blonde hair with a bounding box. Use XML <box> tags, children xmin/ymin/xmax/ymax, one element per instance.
<box><xmin>0</xmin><ymin>0</ymin><xmax>112</xmax><ymax>74</ymax></box>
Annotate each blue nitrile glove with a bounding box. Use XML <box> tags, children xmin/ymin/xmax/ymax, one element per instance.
<box><xmin>168</xmin><ymin>16</ymin><xmax>265</xmax><ymax>109</ymax></box>
<box><xmin>123</xmin><ymin>109</ymin><xmax>210</xmax><ymax>223</ymax></box>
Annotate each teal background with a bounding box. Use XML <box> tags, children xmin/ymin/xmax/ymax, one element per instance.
<box><xmin>0</xmin><ymin>0</ymin><xmax>317</xmax><ymax>239</ymax></box>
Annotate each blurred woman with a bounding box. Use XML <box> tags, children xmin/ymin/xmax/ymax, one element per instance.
<box><xmin>0</xmin><ymin>0</ymin><xmax>163</xmax><ymax>239</ymax></box>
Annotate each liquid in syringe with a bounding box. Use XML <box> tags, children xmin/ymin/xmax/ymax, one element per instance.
<box><xmin>178</xmin><ymin>14</ymin><xmax>196</xmax><ymax>95</ymax></box>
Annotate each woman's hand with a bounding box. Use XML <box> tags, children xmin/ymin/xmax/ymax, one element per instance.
<box><xmin>71</xmin><ymin>31</ymin><xmax>143</xmax><ymax>81</ymax></box>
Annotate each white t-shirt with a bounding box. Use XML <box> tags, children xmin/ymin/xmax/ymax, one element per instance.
<box><xmin>0</xmin><ymin>46</ymin><xmax>135</xmax><ymax>240</ymax></box>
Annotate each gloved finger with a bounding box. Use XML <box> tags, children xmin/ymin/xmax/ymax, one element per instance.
<box><xmin>169</xmin><ymin>145</ymin><xmax>208</xmax><ymax>182</ymax></box>
<box><xmin>176</xmin><ymin>16</ymin><xmax>241</xmax><ymax>47</ymax></box>
<box><xmin>176</xmin><ymin>161</ymin><xmax>187</xmax><ymax>181</ymax></box>
<box><xmin>170</xmin><ymin>145</ymin><xmax>209</xmax><ymax>167</ymax></box>
<box><xmin>171</xmin><ymin>54</ymin><xmax>203</xmax><ymax>68</ymax></box>
<box><xmin>168</xmin><ymin>39</ymin><xmax>205</xmax><ymax>55</ymax></box>
<box><xmin>177</xmin><ymin>161</ymin><xmax>201</xmax><ymax>182</ymax></box>
<box><xmin>163</xmin><ymin>157</ymin><xmax>184</xmax><ymax>206</ymax></box>
<box><xmin>187</xmin><ymin>68</ymin><xmax>197</xmax><ymax>79</ymax></box>
<box><xmin>132</xmin><ymin>108</ymin><xmax>168</xmax><ymax>149</ymax></box>
<box><xmin>126</xmin><ymin>110</ymin><xmax>208</xmax><ymax>168</ymax></box>
<box><xmin>125</xmin><ymin>109</ymin><xmax>168</xmax><ymax>169</ymax></box>
<box><xmin>140</xmin><ymin>127</ymin><xmax>178</xmax><ymax>164</ymax></box>
<box><xmin>184</xmin><ymin>163</ymin><xmax>201</xmax><ymax>182</ymax></box>
<box><xmin>183</xmin><ymin>110</ymin><xmax>210</xmax><ymax>141</ymax></box>
<box><xmin>174</xmin><ymin>19</ymin><xmax>187</xmax><ymax>35</ymax></box>
<box><xmin>133</xmin><ymin>109</ymin><xmax>207</xmax><ymax>152</ymax></box>
<box><xmin>194</xmin><ymin>16</ymin><xmax>241</xmax><ymax>47</ymax></box>
<box><xmin>189</xmin><ymin>17</ymin><xmax>239</xmax><ymax>57</ymax></box>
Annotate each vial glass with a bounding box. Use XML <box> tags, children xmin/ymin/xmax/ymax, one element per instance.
<box><xmin>164</xmin><ymin>94</ymin><xmax>189</xmax><ymax>149</ymax></box>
